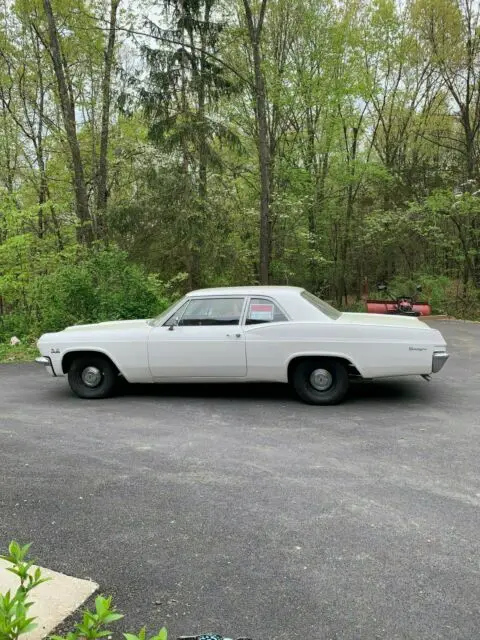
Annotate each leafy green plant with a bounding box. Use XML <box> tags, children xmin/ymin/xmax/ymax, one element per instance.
<box><xmin>124</xmin><ymin>626</ymin><xmax>168</xmax><ymax>640</ymax></box>
<box><xmin>50</xmin><ymin>597</ymin><xmax>168</xmax><ymax>640</ymax></box>
<box><xmin>50</xmin><ymin>596</ymin><xmax>125</xmax><ymax>640</ymax></box>
<box><xmin>0</xmin><ymin>542</ymin><xmax>168</xmax><ymax>640</ymax></box>
<box><xmin>0</xmin><ymin>541</ymin><xmax>50</xmax><ymax>640</ymax></box>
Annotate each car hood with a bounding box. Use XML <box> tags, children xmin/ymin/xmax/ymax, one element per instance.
<box><xmin>340</xmin><ymin>312</ymin><xmax>426</xmax><ymax>328</ymax></box>
<box><xmin>63</xmin><ymin>319</ymin><xmax>149</xmax><ymax>332</ymax></box>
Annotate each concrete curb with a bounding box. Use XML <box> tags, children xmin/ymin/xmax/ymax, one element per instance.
<box><xmin>0</xmin><ymin>559</ymin><xmax>98</xmax><ymax>640</ymax></box>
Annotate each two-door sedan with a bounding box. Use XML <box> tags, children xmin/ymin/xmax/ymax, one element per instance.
<box><xmin>36</xmin><ymin>286</ymin><xmax>449</xmax><ymax>405</ymax></box>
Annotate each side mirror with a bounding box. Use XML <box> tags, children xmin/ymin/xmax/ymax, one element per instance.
<box><xmin>168</xmin><ymin>316</ymin><xmax>180</xmax><ymax>331</ymax></box>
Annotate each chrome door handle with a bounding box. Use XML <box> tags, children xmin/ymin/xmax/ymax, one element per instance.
<box><xmin>226</xmin><ymin>333</ymin><xmax>241</xmax><ymax>338</ymax></box>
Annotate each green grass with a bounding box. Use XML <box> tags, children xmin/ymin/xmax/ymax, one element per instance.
<box><xmin>0</xmin><ymin>342</ymin><xmax>39</xmax><ymax>364</ymax></box>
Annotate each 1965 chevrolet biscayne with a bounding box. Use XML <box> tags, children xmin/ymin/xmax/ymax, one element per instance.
<box><xmin>36</xmin><ymin>286</ymin><xmax>449</xmax><ymax>405</ymax></box>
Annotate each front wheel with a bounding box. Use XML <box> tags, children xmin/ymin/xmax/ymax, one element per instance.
<box><xmin>291</xmin><ymin>358</ymin><xmax>349</xmax><ymax>405</ymax></box>
<box><xmin>67</xmin><ymin>354</ymin><xmax>118</xmax><ymax>399</ymax></box>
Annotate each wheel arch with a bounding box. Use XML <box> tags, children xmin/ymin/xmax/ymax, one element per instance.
<box><xmin>61</xmin><ymin>349</ymin><xmax>123</xmax><ymax>377</ymax></box>
<box><xmin>287</xmin><ymin>353</ymin><xmax>363</xmax><ymax>382</ymax></box>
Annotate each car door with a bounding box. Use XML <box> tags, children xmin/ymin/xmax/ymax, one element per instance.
<box><xmin>243</xmin><ymin>296</ymin><xmax>291</xmax><ymax>381</ymax></box>
<box><xmin>148</xmin><ymin>296</ymin><xmax>247</xmax><ymax>379</ymax></box>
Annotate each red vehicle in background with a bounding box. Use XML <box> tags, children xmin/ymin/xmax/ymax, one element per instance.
<box><xmin>366</xmin><ymin>283</ymin><xmax>432</xmax><ymax>317</ymax></box>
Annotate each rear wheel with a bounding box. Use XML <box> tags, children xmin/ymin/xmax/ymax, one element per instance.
<box><xmin>291</xmin><ymin>358</ymin><xmax>349</xmax><ymax>405</ymax></box>
<box><xmin>67</xmin><ymin>354</ymin><xmax>118</xmax><ymax>399</ymax></box>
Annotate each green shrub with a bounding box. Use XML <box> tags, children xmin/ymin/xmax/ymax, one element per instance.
<box><xmin>388</xmin><ymin>274</ymin><xmax>480</xmax><ymax>317</ymax></box>
<box><xmin>32</xmin><ymin>249</ymin><xmax>171</xmax><ymax>333</ymax></box>
<box><xmin>0</xmin><ymin>248</ymin><xmax>176</xmax><ymax>339</ymax></box>
<box><xmin>339</xmin><ymin>299</ymin><xmax>366</xmax><ymax>313</ymax></box>
<box><xmin>0</xmin><ymin>314</ymin><xmax>31</xmax><ymax>342</ymax></box>
<box><xmin>387</xmin><ymin>274</ymin><xmax>452</xmax><ymax>315</ymax></box>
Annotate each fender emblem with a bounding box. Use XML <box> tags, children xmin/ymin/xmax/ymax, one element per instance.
<box><xmin>50</xmin><ymin>348</ymin><xmax>60</xmax><ymax>354</ymax></box>
<box><xmin>409</xmin><ymin>347</ymin><xmax>427</xmax><ymax>351</ymax></box>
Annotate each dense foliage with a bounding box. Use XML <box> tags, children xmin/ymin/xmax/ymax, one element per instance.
<box><xmin>1</xmin><ymin>0</ymin><xmax>480</xmax><ymax>342</ymax></box>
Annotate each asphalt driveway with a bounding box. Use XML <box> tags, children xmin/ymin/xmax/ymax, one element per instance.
<box><xmin>1</xmin><ymin>320</ymin><xmax>479</xmax><ymax>639</ymax></box>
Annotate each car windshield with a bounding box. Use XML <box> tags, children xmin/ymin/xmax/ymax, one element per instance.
<box><xmin>301</xmin><ymin>290</ymin><xmax>342</xmax><ymax>320</ymax></box>
<box><xmin>148</xmin><ymin>297</ymin><xmax>185</xmax><ymax>327</ymax></box>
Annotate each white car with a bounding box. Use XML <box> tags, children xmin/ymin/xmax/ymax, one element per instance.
<box><xmin>36</xmin><ymin>286</ymin><xmax>449</xmax><ymax>405</ymax></box>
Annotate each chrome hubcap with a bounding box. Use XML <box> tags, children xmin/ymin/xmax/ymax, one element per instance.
<box><xmin>81</xmin><ymin>366</ymin><xmax>103</xmax><ymax>388</ymax></box>
<box><xmin>309</xmin><ymin>368</ymin><xmax>333</xmax><ymax>392</ymax></box>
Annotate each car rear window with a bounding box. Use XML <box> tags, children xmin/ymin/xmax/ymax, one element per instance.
<box><xmin>301</xmin><ymin>291</ymin><xmax>342</xmax><ymax>320</ymax></box>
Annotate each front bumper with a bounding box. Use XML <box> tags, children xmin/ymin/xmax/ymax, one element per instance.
<box><xmin>432</xmin><ymin>351</ymin><xmax>449</xmax><ymax>373</ymax></box>
<box><xmin>35</xmin><ymin>356</ymin><xmax>56</xmax><ymax>377</ymax></box>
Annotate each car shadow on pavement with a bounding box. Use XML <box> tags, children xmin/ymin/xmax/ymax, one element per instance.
<box><xmin>112</xmin><ymin>377</ymin><xmax>431</xmax><ymax>405</ymax></box>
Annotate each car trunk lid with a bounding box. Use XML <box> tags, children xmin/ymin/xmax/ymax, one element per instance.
<box><xmin>339</xmin><ymin>312</ymin><xmax>425</xmax><ymax>328</ymax></box>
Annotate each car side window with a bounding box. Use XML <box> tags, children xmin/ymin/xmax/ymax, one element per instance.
<box><xmin>246</xmin><ymin>297</ymin><xmax>288</xmax><ymax>325</ymax></box>
<box><xmin>178</xmin><ymin>297</ymin><xmax>245</xmax><ymax>326</ymax></box>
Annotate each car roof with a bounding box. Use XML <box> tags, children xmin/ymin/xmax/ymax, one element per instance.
<box><xmin>186</xmin><ymin>286</ymin><xmax>304</xmax><ymax>298</ymax></box>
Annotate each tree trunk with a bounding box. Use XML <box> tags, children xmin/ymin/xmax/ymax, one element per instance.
<box><xmin>305</xmin><ymin>110</ymin><xmax>318</xmax><ymax>240</ymax></box>
<box><xmin>36</xmin><ymin>58</ymin><xmax>46</xmax><ymax>239</ymax></box>
<box><xmin>198</xmin><ymin>1</ymin><xmax>211</xmax><ymax>204</ymax></box>
<box><xmin>252</xmin><ymin>45</ymin><xmax>270</xmax><ymax>285</ymax></box>
<box><xmin>305</xmin><ymin>111</ymin><xmax>330</xmax><ymax>292</ymax></box>
<box><xmin>48</xmin><ymin>198</ymin><xmax>64</xmax><ymax>251</ymax></box>
<box><xmin>37</xmin><ymin>148</ymin><xmax>47</xmax><ymax>239</ymax></box>
<box><xmin>243</xmin><ymin>0</ymin><xmax>270</xmax><ymax>284</ymax></box>
<box><xmin>188</xmin><ymin>0</ymin><xmax>211</xmax><ymax>290</ymax></box>
<box><xmin>0</xmin><ymin>102</ymin><xmax>15</xmax><ymax>194</ymax></box>
<box><xmin>42</xmin><ymin>0</ymin><xmax>92</xmax><ymax>245</ymax></box>
<box><xmin>96</xmin><ymin>0</ymin><xmax>120</xmax><ymax>239</ymax></box>
<box><xmin>464</xmin><ymin>120</ymin><xmax>476</xmax><ymax>183</ymax></box>
<box><xmin>337</xmin><ymin>126</ymin><xmax>359</xmax><ymax>307</ymax></box>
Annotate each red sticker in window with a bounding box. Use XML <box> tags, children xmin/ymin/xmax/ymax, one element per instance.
<box><xmin>250</xmin><ymin>303</ymin><xmax>274</xmax><ymax>320</ymax></box>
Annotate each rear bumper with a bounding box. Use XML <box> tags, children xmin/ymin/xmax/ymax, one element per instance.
<box><xmin>35</xmin><ymin>356</ymin><xmax>56</xmax><ymax>377</ymax></box>
<box><xmin>432</xmin><ymin>351</ymin><xmax>449</xmax><ymax>373</ymax></box>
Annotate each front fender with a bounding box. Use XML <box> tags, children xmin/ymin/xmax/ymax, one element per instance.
<box><xmin>38</xmin><ymin>329</ymin><xmax>151</xmax><ymax>383</ymax></box>
<box><xmin>59</xmin><ymin>347</ymin><xmax>127</xmax><ymax>378</ymax></box>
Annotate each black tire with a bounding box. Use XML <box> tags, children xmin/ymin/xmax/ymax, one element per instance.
<box><xmin>291</xmin><ymin>358</ymin><xmax>349</xmax><ymax>405</ymax></box>
<box><xmin>67</xmin><ymin>354</ymin><xmax>118</xmax><ymax>399</ymax></box>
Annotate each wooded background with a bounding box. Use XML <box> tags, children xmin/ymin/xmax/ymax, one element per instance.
<box><xmin>1</xmin><ymin>0</ymin><xmax>480</xmax><ymax>338</ymax></box>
